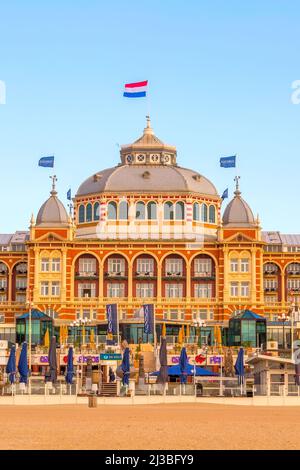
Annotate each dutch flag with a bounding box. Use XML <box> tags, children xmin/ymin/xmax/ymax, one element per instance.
<box><xmin>123</xmin><ymin>80</ymin><xmax>148</xmax><ymax>98</ymax></box>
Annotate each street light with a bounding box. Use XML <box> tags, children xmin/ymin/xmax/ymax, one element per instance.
<box><xmin>278</xmin><ymin>312</ymin><xmax>290</xmax><ymax>350</ymax></box>
<box><xmin>25</xmin><ymin>299</ymin><xmax>33</xmax><ymax>371</ymax></box>
<box><xmin>193</xmin><ymin>317</ymin><xmax>207</xmax><ymax>347</ymax></box>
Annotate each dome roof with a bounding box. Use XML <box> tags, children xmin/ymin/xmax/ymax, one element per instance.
<box><xmin>36</xmin><ymin>177</ymin><xmax>69</xmax><ymax>227</ymax></box>
<box><xmin>76</xmin><ymin>117</ymin><xmax>218</xmax><ymax>198</ymax></box>
<box><xmin>76</xmin><ymin>164</ymin><xmax>218</xmax><ymax>197</ymax></box>
<box><xmin>222</xmin><ymin>179</ymin><xmax>255</xmax><ymax>227</ymax></box>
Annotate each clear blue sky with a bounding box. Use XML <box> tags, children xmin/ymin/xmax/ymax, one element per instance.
<box><xmin>0</xmin><ymin>0</ymin><xmax>299</xmax><ymax>233</ymax></box>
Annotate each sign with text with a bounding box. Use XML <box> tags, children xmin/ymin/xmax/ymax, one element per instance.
<box><xmin>100</xmin><ymin>353</ymin><xmax>122</xmax><ymax>361</ymax></box>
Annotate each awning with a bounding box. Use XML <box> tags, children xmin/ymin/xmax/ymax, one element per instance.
<box><xmin>150</xmin><ymin>364</ymin><xmax>218</xmax><ymax>377</ymax></box>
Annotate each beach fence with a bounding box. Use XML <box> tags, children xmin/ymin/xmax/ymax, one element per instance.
<box><xmin>136</xmin><ymin>378</ymin><xmax>244</xmax><ymax>397</ymax></box>
<box><xmin>1</xmin><ymin>377</ymin><xmax>78</xmax><ymax>397</ymax></box>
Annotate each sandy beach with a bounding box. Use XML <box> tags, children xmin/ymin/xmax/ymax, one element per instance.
<box><xmin>0</xmin><ymin>403</ymin><xmax>299</xmax><ymax>450</ymax></box>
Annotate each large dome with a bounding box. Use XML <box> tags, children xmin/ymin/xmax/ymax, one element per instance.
<box><xmin>76</xmin><ymin>165</ymin><xmax>218</xmax><ymax>197</ymax></box>
<box><xmin>36</xmin><ymin>178</ymin><xmax>69</xmax><ymax>227</ymax></box>
<box><xmin>76</xmin><ymin>118</ymin><xmax>218</xmax><ymax>198</ymax></box>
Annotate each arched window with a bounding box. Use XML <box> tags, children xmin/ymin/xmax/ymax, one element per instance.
<box><xmin>86</xmin><ymin>203</ymin><xmax>92</xmax><ymax>222</ymax></box>
<box><xmin>209</xmin><ymin>205</ymin><xmax>216</xmax><ymax>223</ymax></box>
<box><xmin>94</xmin><ymin>202</ymin><xmax>100</xmax><ymax>221</ymax></box>
<box><xmin>201</xmin><ymin>203</ymin><xmax>208</xmax><ymax>222</ymax></box>
<box><xmin>107</xmin><ymin>201</ymin><xmax>117</xmax><ymax>220</ymax></box>
<box><xmin>147</xmin><ymin>201</ymin><xmax>157</xmax><ymax>220</ymax></box>
<box><xmin>136</xmin><ymin>201</ymin><xmax>145</xmax><ymax>220</ymax></box>
<box><xmin>164</xmin><ymin>202</ymin><xmax>174</xmax><ymax>220</ymax></box>
<box><xmin>119</xmin><ymin>201</ymin><xmax>128</xmax><ymax>220</ymax></box>
<box><xmin>175</xmin><ymin>202</ymin><xmax>185</xmax><ymax>220</ymax></box>
<box><xmin>79</xmin><ymin>205</ymin><xmax>85</xmax><ymax>223</ymax></box>
<box><xmin>193</xmin><ymin>203</ymin><xmax>200</xmax><ymax>221</ymax></box>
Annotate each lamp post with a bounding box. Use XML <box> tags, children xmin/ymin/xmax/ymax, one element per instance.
<box><xmin>26</xmin><ymin>299</ymin><xmax>33</xmax><ymax>371</ymax></box>
<box><xmin>193</xmin><ymin>317</ymin><xmax>207</xmax><ymax>347</ymax></box>
<box><xmin>278</xmin><ymin>313</ymin><xmax>290</xmax><ymax>350</ymax></box>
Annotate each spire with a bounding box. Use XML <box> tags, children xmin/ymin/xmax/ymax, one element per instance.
<box><xmin>50</xmin><ymin>175</ymin><xmax>58</xmax><ymax>196</ymax></box>
<box><xmin>144</xmin><ymin>115</ymin><xmax>154</xmax><ymax>136</ymax></box>
<box><xmin>234</xmin><ymin>175</ymin><xmax>241</xmax><ymax>197</ymax></box>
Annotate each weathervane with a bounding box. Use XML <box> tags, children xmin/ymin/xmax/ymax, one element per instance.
<box><xmin>50</xmin><ymin>175</ymin><xmax>58</xmax><ymax>194</ymax></box>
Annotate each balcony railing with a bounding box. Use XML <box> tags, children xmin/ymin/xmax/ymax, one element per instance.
<box><xmin>264</xmin><ymin>287</ymin><xmax>278</xmax><ymax>292</ymax></box>
<box><xmin>75</xmin><ymin>272</ymin><xmax>98</xmax><ymax>279</ymax></box>
<box><xmin>134</xmin><ymin>272</ymin><xmax>156</xmax><ymax>279</ymax></box>
<box><xmin>104</xmin><ymin>272</ymin><xmax>127</xmax><ymax>279</ymax></box>
<box><xmin>192</xmin><ymin>272</ymin><xmax>215</xmax><ymax>280</ymax></box>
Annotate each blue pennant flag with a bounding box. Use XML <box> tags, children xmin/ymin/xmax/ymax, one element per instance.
<box><xmin>221</xmin><ymin>188</ymin><xmax>229</xmax><ymax>200</ymax></box>
<box><xmin>39</xmin><ymin>156</ymin><xmax>54</xmax><ymax>168</ymax></box>
<box><xmin>220</xmin><ymin>155</ymin><xmax>236</xmax><ymax>168</ymax></box>
<box><xmin>144</xmin><ymin>304</ymin><xmax>154</xmax><ymax>335</ymax></box>
<box><xmin>67</xmin><ymin>189</ymin><xmax>72</xmax><ymax>201</ymax></box>
<box><xmin>106</xmin><ymin>304</ymin><xmax>118</xmax><ymax>336</ymax></box>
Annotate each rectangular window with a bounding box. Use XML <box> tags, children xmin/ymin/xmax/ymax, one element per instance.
<box><xmin>41</xmin><ymin>281</ymin><xmax>49</xmax><ymax>296</ymax></box>
<box><xmin>241</xmin><ymin>282</ymin><xmax>249</xmax><ymax>297</ymax></box>
<box><xmin>51</xmin><ymin>281</ymin><xmax>60</xmax><ymax>297</ymax></box>
<box><xmin>79</xmin><ymin>258</ymin><xmax>96</xmax><ymax>275</ymax></box>
<box><xmin>0</xmin><ymin>294</ymin><xmax>7</xmax><ymax>302</ymax></box>
<box><xmin>107</xmin><ymin>283</ymin><xmax>125</xmax><ymax>298</ymax></box>
<box><xmin>136</xmin><ymin>283</ymin><xmax>154</xmax><ymax>298</ymax></box>
<box><xmin>165</xmin><ymin>283</ymin><xmax>183</xmax><ymax>298</ymax></box>
<box><xmin>108</xmin><ymin>258</ymin><xmax>125</xmax><ymax>276</ymax></box>
<box><xmin>194</xmin><ymin>283</ymin><xmax>212</xmax><ymax>298</ymax></box>
<box><xmin>287</xmin><ymin>279</ymin><xmax>300</xmax><ymax>290</ymax></box>
<box><xmin>230</xmin><ymin>282</ymin><xmax>238</xmax><ymax>297</ymax></box>
<box><xmin>165</xmin><ymin>258</ymin><xmax>183</xmax><ymax>276</ymax></box>
<box><xmin>264</xmin><ymin>279</ymin><xmax>278</xmax><ymax>289</ymax></box>
<box><xmin>241</xmin><ymin>258</ymin><xmax>249</xmax><ymax>272</ymax></box>
<box><xmin>192</xmin><ymin>309</ymin><xmax>214</xmax><ymax>321</ymax></box>
<box><xmin>78</xmin><ymin>283</ymin><xmax>96</xmax><ymax>298</ymax></box>
<box><xmin>194</xmin><ymin>258</ymin><xmax>212</xmax><ymax>276</ymax></box>
<box><xmin>0</xmin><ymin>279</ymin><xmax>7</xmax><ymax>289</ymax></box>
<box><xmin>41</xmin><ymin>258</ymin><xmax>50</xmax><ymax>272</ymax></box>
<box><xmin>52</xmin><ymin>258</ymin><xmax>61</xmax><ymax>272</ymax></box>
<box><xmin>264</xmin><ymin>296</ymin><xmax>278</xmax><ymax>304</ymax></box>
<box><xmin>136</xmin><ymin>258</ymin><xmax>154</xmax><ymax>275</ymax></box>
<box><xmin>230</xmin><ymin>259</ymin><xmax>238</xmax><ymax>272</ymax></box>
<box><xmin>16</xmin><ymin>278</ymin><xmax>27</xmax><ymax>289</ymax></box>
<box><xmin>16</xmin><ymin>294</ymin><xmax>26</xmax><ymax>303</ymax></box>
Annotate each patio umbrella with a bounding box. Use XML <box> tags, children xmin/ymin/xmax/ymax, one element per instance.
<box><xmin>44</xmin><ymin>328</ymin><xmax>50</xmax><ymax>348</ymax></box>
<box><xmin>6</xmin><ymin>345</ymin><xmax>16</xmax><ymax>384</ymax></box>
<box><xmin>82</xmin><ymin>325</ymin><xmax>86</xmax><ymax>345</ymax></box>
<box><xmin>161</xmin><ymin>323</ymin><xmax>166</xmax><ymax>338</ymax></box>
<box><xmin>48</xmin><ymin>336</ymin><xmax>57</xmax><ymax>383</ymax></box>
<box><xmin>18</xmin><ymin>342</ymin><xmax>29</xmax><ymax>384</ymax></box>
<box><xmin>295</xmin><ymin>362</ymin><xmax>300</xmax><ymax>386</ymax></box>
<box><xmin>214</xmin><ymin>326</ymin><xmax>222</xmax><ymax>347</ymax></box>
<box><xmin>65</xmin><ymin>347</ymin><xmax>74</xmax><ymax>385</ymax></box>
<box><xmin>178</xmin><ymin>325</ymin><xmax>184</xmax><ymax>345</ymax></box>
<box><xmin>121</xmin><ymin>347</ymin><xmax>130</xmax><ymax>386</ymax></box>
<box><xmin>90</xmin><ymin>328</ymin><xmax>95</xmax><ymax>346</ymax></box>
<box><xmin>179</xmin><ymin>347</ymin><xmax>188</xmax><ymax>384</ymax></box>
<box><xmin>59</xmin><ymin>325</ymin><xmax>63</xmax><ymax>345</ymax></box>
<box><xmin>234</xmin><ymin>348</ymin><xmax>245</xmax><ymax>385</ymax></box>
<box><xmin>157</xmin><ymin>337</ymin><xmax>168</xmax><ymax>385</ymax></box>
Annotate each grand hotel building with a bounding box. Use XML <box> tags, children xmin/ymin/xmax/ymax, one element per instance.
<box><xmin>0</xmin><ymin>118</ymin><xmax>299</xmax><ymax>344</ymax></box>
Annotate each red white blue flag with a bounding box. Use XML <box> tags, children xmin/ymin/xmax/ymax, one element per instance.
<box><xmin>123</xmin><ymin>80</ymin><xmax>148</xmax><ymax>98</ymax></box>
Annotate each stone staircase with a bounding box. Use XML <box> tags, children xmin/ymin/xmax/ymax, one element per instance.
<box><xmin>98</xmin><ymin>382</ymin><xmax>118</xmax><ymax>397</ymax></box>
